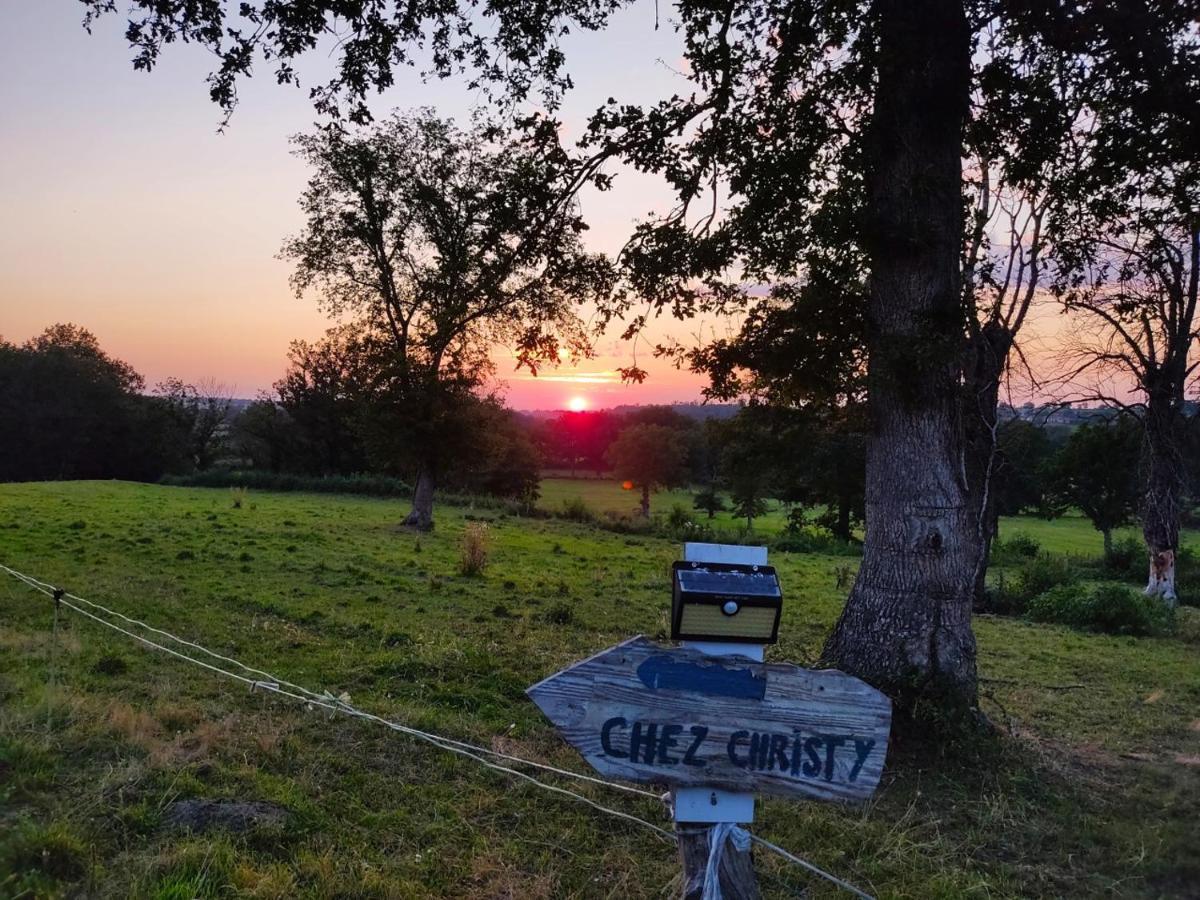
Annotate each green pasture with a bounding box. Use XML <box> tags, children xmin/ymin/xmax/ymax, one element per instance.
<box><xmin>1</xmin><ymin>481</ymin><xmax>1198</xmax><ymax>898</ymax></box>
<box><xmin>538</xmin><ymin>476</ymin><xmax>1181</xmax><ymax>558</ymax></box>
<box><xmin>537</xmin><ymin>477</ymin><xmax>794</xmax><ymax>533</ymax></box>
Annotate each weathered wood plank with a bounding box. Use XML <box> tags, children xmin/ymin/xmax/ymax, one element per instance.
<box><xmin>527</xmin><ymin>636</ymin><xmax>892</xmax><ymax>803</ymax></box>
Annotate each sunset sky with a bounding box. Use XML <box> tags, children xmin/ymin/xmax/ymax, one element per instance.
<box><xmin>0</xmin><ymin>2</ymin><xmax>717</xmax><ymax>410</ymax></box>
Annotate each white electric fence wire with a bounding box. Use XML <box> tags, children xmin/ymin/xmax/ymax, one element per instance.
<box><xmin>750</xmin><ymin>835</ymin><xmax>874</xmax><ymax>900</ymax></box>
<box><xmin>3</xmin><ymin>562</ymin><xmax>874</xmax><ymax>899</ymax></box>
<box><xmin>0</xmin><ymin>564</ymin><xmax>657</xmax><ymax>801</ymax></box>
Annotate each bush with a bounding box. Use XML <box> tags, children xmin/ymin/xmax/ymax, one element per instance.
<box><xmin>771</xmin><ymin>527</ymin><xmax>862</xmax><ymax>557</ymax></box>
<box><xmin>994</xmin><ymin>532</ymin><xmax>1040</xmax><ymax>560</ymax></box>
<box><xmin>161</xmin><ymin>470</ymin><xmax>539</xmax><ymax>517</ymax></box>
<box><xmin>459</xmin><ymin>522</ymin><xmax>490</xmax><ymax>576</ymax></box>
<box><xmin>978</xmin><ymin>571</ymin><xmax>1027</xmax><ymax>616</ymax></box>
<box><xmin>1027</xmin><ymin>582</ymin><xmax>1175</xmax><ymax>636</ymax></box>
<box><xmin>1104</xmin><ymin>534</ymin><xmax>1144</xmax><ymax>579</ymax></box>
<box><xmin>666</xmin><ymin>503</ymin><xmax>693</xmax><ymax>529</ymax></box>
<box><xmin>982</xmin><ymin>552</ymin><xmax>1077</xmax><ymax>616</ymax></box>
<box><xmin>1013</xmin><ymin>553</ymin><xmax>1076</xmax><ymax>600</ymax></box>
<box><xmin>1175</xmin><ymin>547</ymin><xmax>1199</xmax><ymax>607</ymax></box>
<box><xmin>560</xmin><ymin>496</ymin><xmax>595</xmax><ymax>523</ymax></box>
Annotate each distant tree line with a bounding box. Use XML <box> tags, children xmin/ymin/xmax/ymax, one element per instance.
<box><xmin>0</xmin><ymin>325</ymin><xmax>231</xmax><ymax>483</ymax></box>
<box><xmin>230</xmin><ymin>322</ymin><xmax>542</xmax><ymax>502</ymax></box>
<box><xmin>9</xmin><ymin>321</ymin><xmax>1193</xmax><ymax>556</ymax></box>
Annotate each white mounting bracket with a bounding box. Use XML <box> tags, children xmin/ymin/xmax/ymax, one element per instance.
<box><xmin>672</xmin><ymin>541</ymin><xmax>767</xmax><ymax>824</ymax></box>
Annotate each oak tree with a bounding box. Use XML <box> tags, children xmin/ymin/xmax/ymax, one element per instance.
<box><xmin>282</xmin><ymin>110</ymin><xmax>610</xmax><ymax>528</ymax></box>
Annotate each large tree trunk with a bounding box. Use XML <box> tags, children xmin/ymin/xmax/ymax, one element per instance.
<box><xmin>821</xmin><ymin>0</ymin><xmax>978</xmax><ymax>713</ymax></box>
<box><xmin>640</xmin><ymin>483</ymin><xmax>651</xmax><ymax>518</ymax></box>
<box><xmin>1142</xmin><ymin>391</ymin><xmax>1183</xmax><ymax>607</ymax></box>
<box><xmin>403</xmin><ymin>464</ymin><xmax>437</xmax><ymax>530</ymax></box>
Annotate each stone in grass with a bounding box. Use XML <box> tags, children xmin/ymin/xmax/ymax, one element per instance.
<box><xmin>163</xmin><ymin>799</ymin><xmax>289</xmax><ymax>834</ymax></box>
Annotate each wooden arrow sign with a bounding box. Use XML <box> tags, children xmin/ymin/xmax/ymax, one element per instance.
<box><xmin>528</xmin><ymin>636</ymin><xmax>892</xmax><ymax>803</ymax></box>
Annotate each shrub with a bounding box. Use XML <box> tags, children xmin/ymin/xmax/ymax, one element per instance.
<box><xmin>692</xmin><ymin>488</ymin><xmax>726</xmax><ymax>518</ymax></box>
<box><xmin>978</xmin><ymin>576</ymin><xmax>1028</xmax><ymax>617</ymax></box>
<box><xmin>1027</xmin><ymin>582</ymin><xmax>1175</xmax><ymax>636</ymax></box>
<box><xmin>560</xmin><ymin>496</ymin><xmax>595</xmax><ymax>523</ymax></box>
<box><xmin>459</xmin><ymin>523</ymin><xmax>490</xmax><ymax>576</ymax></box>
<box><xmin>1177</xmin><ymin>607</ymin><xmax>1200</xmax><ymax>643</ymax></box>
<box><xmin>666</xmin><ymin>503</ymin><xmax>693</xmax><ymax>529</ymax></box>
<box><xmin>1104</xmin><ymin>534</ymin><xmax>1144</xmax><ymax>579</ymax></box>
<box><xmin>1175</xmin><ymin>548</ymin><xmax>1199</xmax><ymax>607</ymax></box>
<box><xmin>995</xmin><ymin>532</ymin><xmax>1040</xmax><ymax>560</ymax></box>
<box><xmin>771</xmin><ymin>527</ymin><xmax>862</xmax><ymax>557</ymax></box>
<box><xmin>1013</xmin><ymin>553</ymin><xmax>1076</xmax><ymax>601</ymax></box>
<box><xmin>981</xmin><ymin>552</ymin><xmax>1077</xmax><ymax>616</ymax></box>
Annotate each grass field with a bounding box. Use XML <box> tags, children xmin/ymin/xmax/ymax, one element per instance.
<box><xmin>2</xmin><ymin>481</ymin><xmax>1199</xmax><ymax>898</ymax></box>
<box><xmin>537</xmin><ymin>476</ymin><xmax>1170</xmax><ymax>557</ymax></box>
<box><xmin>537</xmin><ymin>478</ymin><xmax>794</xmax><ymax>533</ymax></box>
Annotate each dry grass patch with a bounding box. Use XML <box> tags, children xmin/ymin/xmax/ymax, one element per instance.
<box><xmin>231</xmin><ymin>861</ymin><xmax>298</xmax><ymax>899</ymax></box>
<box><xmin>106</xmin><ymin>700</ymin><xmax>163</xmax><ymax>753</ymax></box>
<box><xmin>468</xmin><ymin>856</ymin><xmax>559</xmax><ymax>899</ymax></box>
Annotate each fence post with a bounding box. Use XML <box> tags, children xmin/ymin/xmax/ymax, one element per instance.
<box><xmin>677</xmin><ymin>823</ymin><xmax>760</xmax><ymax>899</ymax></box>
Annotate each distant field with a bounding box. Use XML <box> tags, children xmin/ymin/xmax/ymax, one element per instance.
<box><xmin>1</xmin><ymin>481</ymin><xmax>1197</xmax><ymax>897</ymax></box>
<box><xmin>537</xmin><ymin>477</ymin><xmax>793</xmax><ymax>532</ymax></box>
<box><xmin>537</xmin><ymin>476</ymin><xmax>1189</xmax><ymax>558</ymax></box>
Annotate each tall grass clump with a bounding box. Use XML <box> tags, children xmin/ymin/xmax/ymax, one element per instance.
<box><xmin>230</xmin><ymin>486</ymin><xmax>248</xmax><ymax>509</ymax></box>
<box><xmin>459</xmin><ymin>523</ymin><xmax>490</xmax><ymax>576</ymax></box>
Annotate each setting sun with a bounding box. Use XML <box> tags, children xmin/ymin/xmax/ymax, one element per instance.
<box><xmin>567</xmin><ymin>395</ymin><xmax>588</xmax><ymax>412</ymax></box>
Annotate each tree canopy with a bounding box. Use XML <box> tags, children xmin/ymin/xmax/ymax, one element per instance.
<box><xmin>282</xmin><ymin>108</ymin><xmax>612</xmax><ymax>527</ymax></box>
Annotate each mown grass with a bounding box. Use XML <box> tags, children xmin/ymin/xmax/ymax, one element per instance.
<box><xmin>538</xmin><ymin>476</ymin><xmax>1190</xmax><ymax>560</ymax></box>
<box><xmin>0</xmin><ymin>481</ymin><xmax>1198</xmax><ymax>898</ymax></box>
<box><xmin>538</xmin><ymin>477</ymin><xmax>794</xmax><ymax>533</ymax></box>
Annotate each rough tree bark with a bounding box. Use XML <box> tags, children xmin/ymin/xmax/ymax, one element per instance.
<box><xmin>1141</xmin><ymin>387</ymin><xmax>1184</xmax><ymax>606</ymax></box>
<box><xmin>403</xmin><ymin>464</ymin><xmax>437</xmax><ymax>531</ymax></box>
<box><xmin>963</xmin><ymin>320</ymin><xmax>1013</xmax><ymax>608</ymax></box>
<box><xmin>821</xmin><ymin>0</ymin><xmax>979</xmax><ymax>712</ymax></box>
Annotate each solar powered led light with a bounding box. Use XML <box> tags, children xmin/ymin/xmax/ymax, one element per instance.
<box><xmin>670</xmin><ymin>560</ymin><xmax>782</xmax><ymax>643</ymax></box>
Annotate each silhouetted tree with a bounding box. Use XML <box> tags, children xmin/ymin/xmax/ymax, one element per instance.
<box><xmin>605</xmin><ymin>424</ymin><xmax>689</xmax><ymax>518</ymax></box>
<box><xmin>0</xmin><ymin>324</ymin><xmax>189</xmax><ymax>481</ymax></box>
<box><xmin>991</xmin><ymin>419</ymin><xmax>1057</xmax><ymax>522</ymax></box>
<box><xmin>692</xmin><ymin>487</ymin><xmax>726</xmax><ymax>520</ymax></box>
<box><xmin>282</xmin><ymin>110</ymin><xmax>609</xmax><ymax>529</ymax></box>
<box><xmin>274</xmin><ymin>323</ymin><xmax>374</xmax><ymax>475</ymax></box>
<box><xmin>233</xmin><ymin>398</ymin><xmax>299</xmax><ymax>472</ymax></box>
<box><xmin>1043</xmin><ymin>417</ymin><xmax>1140</xmax><ymax>559</ymax></box>
<box><xmin>155</xmin><ymin>378</ymin><xmax>233</xmax><ymax>470</ymax></box>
